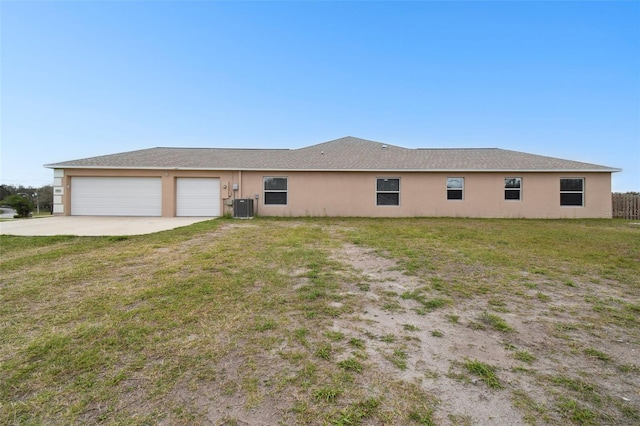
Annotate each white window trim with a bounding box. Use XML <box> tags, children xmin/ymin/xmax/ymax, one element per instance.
<box><xmin>504</xmin><ymin>177</ymin><xmax>522</xmax><ymax>201</ymax></box>
<box><xmin>263</xmin><ymin>176</ymin><xmax>288</xmax><ymax>206</ymax></box>
<box><xmin>446</xmin><ymin>177</ymin><xmax>464</xmax><ymax>201</ymax></box>
<box><xmin>376</xmin><ymin>177</ymin><xmax>400</xmax><ymax>206</ymax></box>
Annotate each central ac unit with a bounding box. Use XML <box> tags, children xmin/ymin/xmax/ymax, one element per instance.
<box><xmin>233</xmin><ymin>198</ymin><xmax>254</xmax><ymax>218</ymax></box>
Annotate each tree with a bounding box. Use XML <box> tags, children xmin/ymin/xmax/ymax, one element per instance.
<box><xmin>37</xmin><ymin>185</ymin><xmax>53</xmax><ymax>213</ymax></box>
<box><xmin>0</xmin><ymin>185</ymin><xmax>15</xmax><ymax>200</ymax></box>
<box><xmin>1</xmin><ymin>194</ymin><xmax>34</xmax><ymax>218</ymax></box>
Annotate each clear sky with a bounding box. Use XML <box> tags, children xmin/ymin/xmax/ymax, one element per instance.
<box><xmin>2</xmin><ymin>1</ymin><xmax>639</xmax><ymax>191</ymax></box>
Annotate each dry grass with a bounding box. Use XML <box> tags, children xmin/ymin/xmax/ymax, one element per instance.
<box><xmin>1</xmin><ymin>217</ymin><xmax>638</xmax><ymax>425</ymax></box>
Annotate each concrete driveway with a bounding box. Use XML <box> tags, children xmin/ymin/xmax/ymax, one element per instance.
<box><xmin>0</xmin><ymin>216</ymin><xmax>215</xmax><ymax>236</ymax></box>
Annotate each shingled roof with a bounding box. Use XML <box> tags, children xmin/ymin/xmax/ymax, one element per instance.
<box><xmin>45</xmin><ymin>136</ymin><xmax>620</xmax><ymax>172</ymax></box>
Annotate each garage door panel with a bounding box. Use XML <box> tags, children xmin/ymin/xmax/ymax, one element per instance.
<box><xmin>72</xmin><ymin>177</ymin><xmax>162</xmax><ymax>216</ymax></box>
<box><xmin>176</xmin><ymin>178</ymin><xmax>220</xmax><ymax>217</ymax></box>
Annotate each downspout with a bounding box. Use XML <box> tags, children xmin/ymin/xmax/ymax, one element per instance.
<box><xmin>238</xmin><ymin>170</ymin><xmax>242</xmax><ymax>199</ymax></box>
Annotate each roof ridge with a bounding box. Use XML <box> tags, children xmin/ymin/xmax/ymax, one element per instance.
<box><xmin>154</xmin><ymin>147</ymin><xmax>290</xmax><ymax>151</ymax></box>
<box><xmin>295</xmin><ymin>136</ymin><xmax>407</xmax><ymax>151</ymax></box>
<box><xmin>44</xmin><ymin>137</ymin><xmax>620</xmax><ymax>172</ymax></box>
<box><xmin>416</xmin><ymin>147</ymin><xmax>500</xmax><ymax>151</ymax></box>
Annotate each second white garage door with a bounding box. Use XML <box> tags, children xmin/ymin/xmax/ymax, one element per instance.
<box><xmin>176</xmin><ymin>178</ymin><xmax>220</xmax><ymax>217</ymax></box>
<box><xmin>71</xmin><ymin>177</ymin><xmax>162</xmax><ymax>216</ymax></box>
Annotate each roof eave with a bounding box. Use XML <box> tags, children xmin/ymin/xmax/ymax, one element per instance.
<box><xmin>44</xmin><ymin>165</ymin><xmax>622</xmax><ymax>173</ymax></box>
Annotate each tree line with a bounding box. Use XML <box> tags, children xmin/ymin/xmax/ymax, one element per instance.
<box><xmin>0</xmin><ymin>184</ymin><xmax>53</xmax><ymax>217</ymax></box>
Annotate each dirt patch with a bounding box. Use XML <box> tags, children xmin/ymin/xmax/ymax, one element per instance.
<box><xmin>328</xmin><ymin>242</ymin><xmax>639</xmax><ymax>425</ymax></box>
<box><xmin>329</xmin><ymin>243</ymin><xmax>526</xmax><ymax>425</ymax></box>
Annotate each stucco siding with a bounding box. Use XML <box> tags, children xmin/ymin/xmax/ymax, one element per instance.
<box><xmin>239</xmin><ymin>171</ymin><xmax>613</xmax><ymax>218</ymax></box>
<box><xmin>56</xmin><ymin>168</ymin><xmax>613</xmax><ymax>218</ymax></box>
<box><xmin>59</xmin><ymin>169</ymin><xmax>234</xmax><ymax>217</ymax></box>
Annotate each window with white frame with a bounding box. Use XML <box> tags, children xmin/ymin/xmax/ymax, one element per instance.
<box><xmin>446</xmin><ymin>177</ymin><xmax>464</xmax><ymax>200</ymax></box>
<box><xmin>505</xmin><ymin>178</ymin><xmax>522</xmax><ymax>201</ymax></box>
<box><xmin>560</xmin><ymin>178</ymin><xmax>584</xmax><ymax>206</ymax></box>
<box><xmin>264</xmin><ymin>177</ymin><xmax>287</xmax><ymax>205</ymax></box>
<box><xmin>376</xmin><ymin>178</ymin><xmax>400</xmax><ymax>206</ymax></box>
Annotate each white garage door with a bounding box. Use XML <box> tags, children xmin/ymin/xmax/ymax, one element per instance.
<box><xmin>176</xmin><ymin>178</ymin><xmax>220</xmax><ymax>217</ymax></box>
<box><xmin>71</xmin><ymin>177</ymin><xmax>162</xmax><ymax>216</ymax></box>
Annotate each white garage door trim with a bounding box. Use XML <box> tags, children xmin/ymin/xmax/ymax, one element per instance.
<box><xmin>176</xmin><ymin>178</ymin><xmax>220</xmax><ymax>217</ymax></box>
<box><xmin>71</xmin><ymin>177</ymin><xmax>162</xmax><ymax>216</ymax></box>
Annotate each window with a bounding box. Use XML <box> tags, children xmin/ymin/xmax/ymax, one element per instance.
<box><xmin>560</xmin><ymin>178</ymin><xmax>584</xmax><ymax>206</ymax></box>
<box><xmin>446</xmin><ymin>178</ymin><xmax>464</xmax><ymax>200</ymax></box>
<box><xmin>264</xmin><ymin>177</ymin><xmax>287</xmax><ymax>205</ymax></box>
<box><xmin>376</xmin><ymin>178</ymin><xmax>400</xmax><ymax>206</ymax></box>
<box><xmin>505</xmin><ymin>178</ymin><xmax>522</xmax><ymax>201</ymax></box>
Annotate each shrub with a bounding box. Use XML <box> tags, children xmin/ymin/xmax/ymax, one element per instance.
<box><xmin>1</xmin><ymin>194</ymin><xmax>33</xmax><ymax>218</ymax></box>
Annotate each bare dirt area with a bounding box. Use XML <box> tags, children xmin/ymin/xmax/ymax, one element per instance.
<box><xmin>328</xmin><ymin>240</ymin><xmax>639</xmax><ymax>425</ymax></box>
<box><xmin>330</xmin><ymin>243</ymin><xmax>526</xmax><ymax>425</ymax></box>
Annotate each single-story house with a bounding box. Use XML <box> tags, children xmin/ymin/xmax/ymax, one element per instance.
<box><xmin>45</xmin><ymin>136</ymin><xmax>620</xmax><ymax>218</ymax></box>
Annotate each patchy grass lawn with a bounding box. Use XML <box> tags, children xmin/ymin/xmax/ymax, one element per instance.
<box><xmin>1</xmin><ymin>218</ymin><xmax>638</xmax><ymax>425</ymax></box>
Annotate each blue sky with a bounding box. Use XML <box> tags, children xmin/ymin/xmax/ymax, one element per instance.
<box><xmin>2</xmin><ymin>1</ymin><xmax>638</xmax><ymax>191</ymax></box>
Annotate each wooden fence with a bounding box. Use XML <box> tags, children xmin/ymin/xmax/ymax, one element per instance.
<box><xmin>612</xmin><ymin>193</ymin><xmax>640</xmax><ymax>219</ymax></box>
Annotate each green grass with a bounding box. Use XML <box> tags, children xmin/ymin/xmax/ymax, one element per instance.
<box><xmin>549</xmin><ymin>375</ymin><xmax>598</xmax><ymax>400</ymax></box>
<box><xmin>387</xmin><ymin>349</ymin><xmax>409</xmax><ymax>370</ymax></box>
<box><xmin>348</xmin><ymin>338</ymin><xmax>365</xmax><ymax>349</ymax></box>
<box><xmin>557</xmin><ymin>398</ymin><xmax>599</xmax><ymax>425</ymax></box>
<box><xmin>1</xmin><ymin>217</ymin><xmax>638</xmax><ymax>425</ymax></box>
<box><xmin>326</xmin><ymin>331</ymin><xmax>345</xmax><ymax>341</ymax></box>
<box><xmin>464</xmin><ymin>359</ymin><xmax>503</xmax><ymax>389</ymax></box>
<box><xmin>408</xmin><ymin>408</ymin><xmax>435</xmax><ymax>425</ymax></box>
<box><xmin>314</xmin><ymin>343</ymin><xmax>333</xmax><ymax>360</ymax></box>
<box><xmin>446</xmin><ymin>314</ymin><xmax>459</xmax><ymax>324</ymax></box>
<box><xmin>380</xmin><ymin>334</ymin><xmax>396</xmax><ymax>343</ymax></box>
<box><xmin>333</xmin><ymin>397</ymin><xmax>380</xmax><ymax>425</ymax></box>
<box><xmin>401</xmin><ymin>289</ymin><xmax>451</xmax><ymax>313</ymax></box>
<box><xmin>480</xmin><ymin>312</ymin><xmax>514</xmax><ymax>332</ymax></box>
<box><xmin>337</xmin><ymin>358</ymin><xmax>363</xmax><ymax>373</ymax></box>
<box><xmin>254</xmin><ymin>317</ymin><xmax>277</xmax><ymax>331</ymax></box>
<box><xmin>313</xmin><ymin>386</ymin><xmax>341</xmax><ymax>402</ymax></box>
<box><xmin>514</xmin><ymin>350</ymin><xmax>536</xmax><ymax>364</ymax></box>
<box><xmin>583</xmin><ymin>347</ymin><xmax>611</xmax><ymax>362</ymax></box>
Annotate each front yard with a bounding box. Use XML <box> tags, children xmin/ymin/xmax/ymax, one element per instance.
<box><xmin>1</xmin><ymin>218</ymin><xmax>638</xmax><ymax>425</ymax></box>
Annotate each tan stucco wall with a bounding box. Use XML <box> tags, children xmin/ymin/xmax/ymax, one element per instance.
<box><xmin>57</xmin><ymin>169</ymin><xmax>613</xmax><ymax>218</ymax></box>
<box><xmin>237</xmin><ymin>171</ymin><xmax>613</xmax><ymax>218</ymax></box>
<box><xmin>58</xmin><ymin>169</ymin><xmax>235</xmax><ymax>217</ymax></box>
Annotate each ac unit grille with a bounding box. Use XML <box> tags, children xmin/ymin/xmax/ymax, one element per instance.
<box><xmin>233</xmin><ymin>198</ymin><xmax>254</xmax><ymax>218</ymax></box>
